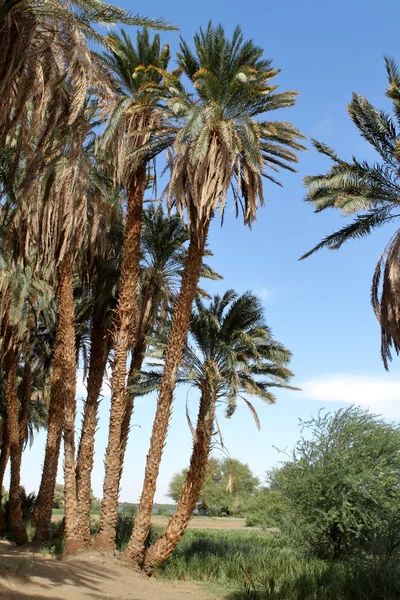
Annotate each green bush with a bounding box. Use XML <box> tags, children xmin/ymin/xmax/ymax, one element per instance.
<box><xmin>245</xmin><ymin>491</ymin><xmax>290</xmax><ymax>529</ymax></box>
<box><xmin>115</xmin><ymin>514</ymin><xmax>134</xmax><ymax>551</ymax></box>
<box><xmin>271</xmin><ymin>407</ymin><xmax>400</xmax><ymax>559</ymax></box>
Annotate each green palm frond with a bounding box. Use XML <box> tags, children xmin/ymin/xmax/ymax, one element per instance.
<box><xmin>303</xmin><ymin>58</ymin><xmax>400</xmax><ymax>367</ymax></box>
<box><xmin>166</xmin><ymin>22</ymin><xmax>305</xmax><ymax>230</ymax></box>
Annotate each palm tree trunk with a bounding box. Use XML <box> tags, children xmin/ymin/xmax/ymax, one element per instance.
<box><xmin>122</xmin><ymin>223</ymin><xmax>209</xmax><ymax>566</ymax></box>
<box><xmin>143</xmin><ymin>388</ymin><xmax>215</xmax><ymax>570</ymax></box>
<box><xmin>33</xmin><ymin>257</ymin><xmax>73</xmax><ymax>544</ymax></box>
<box><xmin>19</xmin><ymin>361</ymin><xmax>31</xmax><ymax>449</ymax></box>
<box><xmin>118</xmin><ymin>291</ymin><xmax>155</xmax><ymax>485</ymax></box>
<box><xmin>113</xmin><ymin>295</ymin><xmax>155</xmax><ymax>523</ymax></box>
<box><xmin>118</xmin><ymin>347</ymin><xmax>145</xmax><ymax>484</ymax></box>
<box><xmin>94</xmin><ymin>165</ymin><xmax>146</xmax><ymax>550</ymax></box>
<box><xmin>0</xmin><ymin>423</ymin><xmax>10</xmax><ymax>536</ymax></box>
<box><xmin>75</xmin><ymin>316</ymin><xmax>109</xmax><ymax>544</ymax></box>
<box><xmin>59</xmin><ymin>257</ymin><xmax>81</xmax><ymax>555</ymax></box>
<box><xmin>5</xmin><ymin>340</ymin><xmax>28</xmax><ymax>545</ymax></box>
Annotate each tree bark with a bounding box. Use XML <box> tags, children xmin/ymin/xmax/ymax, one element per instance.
<box><xmin>75</xmin><ymin>316</ymin><xmax>109</xmax><ymax>544</ymax></box>
<box><xmin>94</xmin><ymin>165</ymin><xmax>146</xmax><ymax>550</ymax></box>
<box><xmin>33</xmin><ymin>258</ymin><xmax>73</xmax><ymax>545</ymax></box>
<box><xmin>60</xmin><ymin>257</ymin><xmax>81</xmax><ymax>555</ymax></box>
<box><xmin>118</xmin><ymin>290</ymin><xmax>155</xmax><ymax>486</ymax></box>
<box><xmin>19</xmin><ymin>361</ymin><xmax>31</xmax><ymax>450</ymax></box>
<box><xmin>143</xmin><ymin>388</ymin><xmax>214</xmax><ymax>570</ymax></box>
<box><xmin>0</xmin><ymin>423</ymin><xmax>10</xmax><ymax>536</ymax></box>
<box><xmin>5</xmin><ymin>340</ymin><xmax>28</xmax><ymax>545</ymax></box>
<box><xmin>122</xmin><ymin>223</ymin><xmax>209</xmax><ymax>566</ymax></box>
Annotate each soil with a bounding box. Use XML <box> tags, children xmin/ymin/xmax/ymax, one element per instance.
<box><xmin>0</xmin><ymin>541</ymin><xmax>220</xmax><ymax>600</ymax></box>
<box><xmin>150</xmin><ymin>516</ymin><xmax>247</xmax><ymax>530</ymax></box>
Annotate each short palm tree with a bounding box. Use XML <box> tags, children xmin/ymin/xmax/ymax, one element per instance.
<box><xmin>140</xmin><ymin>290</ymin><xmax>296</xmax><ymax>569</ymax></box>
<box><xmin>0</xmin><ymin>254</ymin><xmax>52</xmax><ymax>545</ymax></box>
<box><xmin>125</xmin><ymin>22</ymin><xmax>305</xmax><ymax>566</ymax></box>
<box><xmin>301</xmin><ymin>57</ymin><xmax>400</xmax><ymax>369</ymax></box>
<box><xmin>119</xmin><ymin>205</ymin><xmax>221</xmax><ymax>483</ymax></box>
<box><xmin>93</xmin><ymin>29</ymin><xmax>176</xmax><ymax>550</ymax></box>
<box><xmin>0</xmin><ymin>362</ymin><xmax>48</xmax><ymax>536</ymax></box>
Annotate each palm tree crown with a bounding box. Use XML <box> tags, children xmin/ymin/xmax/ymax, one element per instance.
<box><xmin>167</xmin><ymin>23</ymin><xmax>306</xmax><ymax>229</ymax></box>
<box><xmin>302</xmin><ymin>57</ymin><xmax>400</xmax><ymax>368</ymax></box>
<box><xmin>148</xmin><ymin>290</ymin><xmax>296</xmax><ymax>429</ymax></box>
<box><xmin>98</xmin><ymin>28</ymin><xmax>172</xmax><ymax>184</ymax></box>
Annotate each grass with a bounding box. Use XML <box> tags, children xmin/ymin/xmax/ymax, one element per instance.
<box><xmin>37</xmin><ymin>513</ymin><xmax>400</xmax><ymax>600</ymax></box>
<box><xmin>154</xmin><ymin>528</ymin><xmax>400</xmax><ymax>600</ymax></box>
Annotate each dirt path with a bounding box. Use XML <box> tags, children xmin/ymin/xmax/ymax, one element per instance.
<box><xmin>0</xmin><ymin>541</ymin><xmax>220</xmax><ymax>600</ymax></box>
<box><xmin>150</xmin><ymin>516</ymin><xmax>247</xmax><ymax>530</ymax></box>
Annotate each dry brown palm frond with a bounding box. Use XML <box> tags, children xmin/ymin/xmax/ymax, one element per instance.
<box><xmin>0</xmin><ymin>0</ymin><xmax>106</xmax><ymax>190</ymax></box>
<box><xmin>372</xmin><ymin>229</ymin><xmax>400</xmax><ymax>369</ymax></box>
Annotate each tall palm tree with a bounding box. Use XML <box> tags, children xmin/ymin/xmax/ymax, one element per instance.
<box><xmin>124</xmin><ymin>22</ymin><xmax>305</xmax><ymax>566</ymax></box>
<box><xmin>32</xmin><ymin>121</ymin><xmax>98</xmax><ymax>551</ymax></box>
<box><xmin>119</xmin><ymin>205</ymin><xmax>221</xmax><ymax>490</ymax></box>
<box><xmin>93</xmin><ymin>29</ymin><xmax>175</xmax><ymax>550</ymax></box>
<box><xmin>138</xmin><ymin>290</ymin><xmax>296</xmax><ymax>569</ymax></box>
<box><xmin>75</xmin><ymin>189</ymin><xmax>122</xmax><ymax>544</ymax></box>
<box><xmin>0</xmin><ymin>0</ymin><xmax>172</xmax><ymax>188</ymax></box>
<box><xmin>301</xmin><ymin>57</ymin><xmax>400</xmax><ymax>369</ymax></box>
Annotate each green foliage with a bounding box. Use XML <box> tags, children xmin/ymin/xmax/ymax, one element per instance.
<box><xmin>52</xmin><ymin>483</ymin><xmax>64</xmax><ymax>509</ymax></box>
<box><xmin>271</xmin><ymin>407</ymin><xmax>400</xmax><ymax>559</ymax></box>
<box><xmin>115</xmin><ymin>514</ymin><xmax>134</xmax><ymax>551</ymax></box>
<box><xmin>168</xmin><ymin>457</ymin><xmax>259</xmax><ymax>516</ymax></box>
<box><xmin>156</xmin><ymin>529</ymin><xmax>400</xmax><ymax>600</ymax></box>
<box><xmin>118</xmin><ymin>502</ymin><xmax>137</xmax><ymax>515</ymax></box>
<box><xmin>3</xmin><ymin>487</ymin><xmax>37</xmax><ymax>529</ymax></box>
<box><xmin>168</xmin><ymin>24</ymin><xmax>305</xmax><ymax>228</ymax></box>
<box><xmin>1</xmin><ymin>486</ymin><xmax>8</xmax><ymax>505</ymax></box>
<box><xmin>245</xmin><ymin>490</ymin><xmax>290</xmax><ymax>529</ymax></box>
<box><xmin>302</xmin><ymin>58</ymin><xmax>400</xmax><ymax>368</ymax></box>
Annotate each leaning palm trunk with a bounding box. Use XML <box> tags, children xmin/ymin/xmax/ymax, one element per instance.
<box><xmin>118</xmin><ymin>345</ymin><xmax>146</xmax><ymax>482</ymax></box>
<box><xmin>76</xmin><ymin>316</ymin><xmax>109</xmax><ymax>544</ymax></box>
<box><xmin>143</xmin><ymin>387</ymin><xmax>215</xmax><ymax>570</ymax></box>
<box><xmin>19</xmin><ymin>362</ymin><xmax>31</xmax><ymax>448</ymax></box>
<box><xmin>94</xmin><ymin>165</ymin><xmax>146</xmax><ymax>550</ymax></box>
<box><xmin>33</xmin><ymin>259</ymin><xmax>73</xmax><ymax>544</ymax></box>
<box><xmin>60</xmin><ymin>258</ymin><xmax>80</xmax><ymax>555</ymax></box>
<box><xmin>118</xmin><ymin>292</ymin><xmax>155</xmax><ymax>484</ymax></box>
<box><xmin>123</xmin><ymin>223</ymin><xmax>209</xmax><ymax>565</ymax></box>
<box><xmin>5</xmin><ymin>339</ymin><xmax>28</xmax><ymax>545</ymax></box>
<box><xmin>0</xmin><ymin>423</ymin><xmax>10</xmax><ymax>535</ymax></box>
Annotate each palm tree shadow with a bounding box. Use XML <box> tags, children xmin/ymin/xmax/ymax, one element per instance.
<box><xmin>0</xmin><ymin>541</ymin><xmax>115</xmax><ymax>598</ymax></box>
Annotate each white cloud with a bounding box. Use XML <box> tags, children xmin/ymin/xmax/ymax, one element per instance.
<box><xmin>300</xmin><ymin>374</ymin><xmax>400</xmax><ymax>418</ymax></box>
<box><xmin>76</xmin><ymin>369</ymin><xmax>110</xmax><ymax>400</ymax></box>
<box><xmin>310</xmin><ymin>117</ymin><xmax>334</xmax><ymax>137</ymax></box>
<box><xmin>257</xmin><ymin>287</ymin><xmax>273</xmax><ymax>301</ymax></box>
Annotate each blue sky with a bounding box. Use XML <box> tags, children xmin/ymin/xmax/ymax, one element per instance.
<box><xmin>14</xmin><ymin>0</ymin><xmax>400</xmax><ymax>502</ymax></box>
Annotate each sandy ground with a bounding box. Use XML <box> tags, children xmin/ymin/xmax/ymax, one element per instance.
<box><xmin>0</xmin><ymin>541</ymin><xmax>220</xmax><ymax>600</ymax></box>
<box><xmin>150</xmin><ymin>516</ymin><xmax>247</xmax><ymax>530</ymax></box>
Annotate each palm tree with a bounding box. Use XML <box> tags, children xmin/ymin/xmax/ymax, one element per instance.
<box><xmin>0</xmin><ymin>0</ymin><xmax>173</xmax><ymax>189</ymax></box>
<box><xmin>119</xmin><ymin>205</ymin><xmax>221</xmax><ymax>490</ymax></box>
<box><xmin>138</xmin><ymin>290</ymin><xmax>296</xmax><ymax>569</ymax></box>
<box><xmin>301</xmin><ymin>57</ymin><xmax>400</xmax><ymax>369</ymax></box>
<box><xmin>93</xmin><ymin>29</ymin><xmax>176</xmax><ymax>550</ymax></box>
<box><xmin>0</xmin><ymin>253</ymin><xmax>53</xmax><ymax>545</ymax></box>
<box><xmin>75</xmin><ymin>189</ymin><xmax>122</xmax><ymax>544</ymax></box>
<box><xmin>32</xmin><ymin>124</ymin><xmax>97</xmax><ymax>551</ymax></box>
<box><xmin>124</xmin><ymin>22</ymin><xmax>305</xmax><ymax>566</ymax></box>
